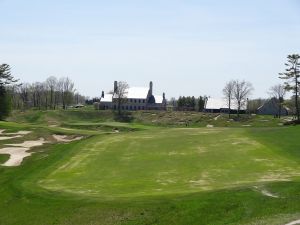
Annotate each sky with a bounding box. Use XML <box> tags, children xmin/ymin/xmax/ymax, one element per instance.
<box><xmin>1</xmin><ymin>0</ymin><xmax>300</xmax><ymax>99</ymax></box>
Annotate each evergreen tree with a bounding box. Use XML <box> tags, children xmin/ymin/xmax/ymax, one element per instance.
<box><xmin>0</xmin><ymin>64</ymin><xmax>18</xmax><ymax>120</ymax></box>
<box><xmin>279</xmin><ymin>54</ymin><xmax>300</xmax><ymax>120</ymax></box>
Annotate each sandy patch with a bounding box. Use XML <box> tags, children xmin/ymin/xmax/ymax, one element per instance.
<box><xmin>1</xmin><ymin>130</ymin><xmax>32</xmax><ymax>135</ymax></box>
<box><xmin>0</xmin><ymin>135</ymin><xmax>22</xmax><ymax>141</ymax></box>
<box><xmin>52</xmin><ymin>135</ymin><xmax>83</xmax><ymax>143</ymax></box>
<box><xmin>0</xmin><ymin>130</ymin><xmax>32</xmax><ymax>141</ymax></box>
<box><xmin>0</xmin><ymin>138</ymin><xmax>47</xmax><ymax>166</ymax></box>
<box><xmin>5</xmin><ymin>138</ymin><xmax>47</xmax><ymax>148</ymax></box>
<box><xmin>285</xmin><ymin>220</ymin><xmax>300</xmax><ymax>225</ymax></box>
<box><xmin>0</xmin><ymin>147</ymin><xmax>31</xmax><ymax>166</ymax></box>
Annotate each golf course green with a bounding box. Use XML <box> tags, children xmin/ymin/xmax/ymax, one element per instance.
<box><xmin>1</xmin><ymin>110</ymin><xmax>300</xmax><ymax>225</ymax></box>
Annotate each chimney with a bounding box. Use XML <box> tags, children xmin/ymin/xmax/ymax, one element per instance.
<box><xmin>101</xmin><ymin>91</ymin><xmax>104</xmax><ymax>98</ymax></box>
<box><xmin>163</xmin><ymin>92</ymin><xmax>165</xmax><ymax>100</ymax></box>
<box><xmin>149</xmin><ymin>81</ymin><xmax>153</xmax><ymax>95</ymax></box>
<box><xmin>114</xmin><ymin>81</ymin><xmax>118</xmax><ymax>93</ymax></box>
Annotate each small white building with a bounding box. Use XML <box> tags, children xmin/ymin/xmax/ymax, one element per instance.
<box><xmin>96</xmin><ymin>81</ymin><xmax>167</xmax><ymax>111</ymax></box>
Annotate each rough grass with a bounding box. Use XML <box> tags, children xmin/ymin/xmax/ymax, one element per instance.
<box><xmin>0</xmin><ymin>110</ymin><xmax>300</xmax><ymax>225</ymax></box>
<box><xmin>8</xmin><ymin>109</ymin><xmax>286</xmax><ymax>128</ymax></box>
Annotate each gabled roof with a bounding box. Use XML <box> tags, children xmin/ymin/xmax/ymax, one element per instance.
<box><xmin>205</xmin><ymin>98</ymin><xmax>228</xmax><ymax>110</ymax></box>
<box><xmin>125</xmin><ymin>87</ymin><xmax>149</xmax><ymax>99</ymax></box>
<box><xmin>205</xmin><ymin>98</ymin><xmax>246</xmax><ymax>110</ymax></box>
<box><xmin>101</xmin><ymin>93</ymin><xmax>113</xmax><ymax>102</ymax></box>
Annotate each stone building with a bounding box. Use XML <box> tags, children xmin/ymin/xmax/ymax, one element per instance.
<box><xmin>95</xmin><ymin>81</ymin><xmax>167</xmax><ymax>111</ymax></box>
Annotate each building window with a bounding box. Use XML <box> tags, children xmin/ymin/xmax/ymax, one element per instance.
<box><xmin>143</xmin><ymin>100</ymin><xmax>145</xmax><ymax>103</ymax></box>
<box><xmin>134</xmin><ymin>99</ymin><xmax>137</xmax><ymax>103</ymax></box>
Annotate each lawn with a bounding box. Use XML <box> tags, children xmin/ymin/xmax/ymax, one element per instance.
<box><xmin>0</xmin><ymin>112</ymin><xmax>300</xmax><ymax>225</ymax></box>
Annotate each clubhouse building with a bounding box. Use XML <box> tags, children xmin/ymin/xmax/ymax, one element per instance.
<box><xmin>96</xmin><ymin>81</ymin><xmax>167</xmax><ymax>111</ymax></box>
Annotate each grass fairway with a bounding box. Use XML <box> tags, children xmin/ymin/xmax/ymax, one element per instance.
<box><xmin>39</xmin><ymin>128</ymin><xmax>300</xmax><ymax>198</ymax></box>
<box><xmin>1</xmin><ymin>112</ymin><xmax>300</xmax><ymax>225</ymax></box>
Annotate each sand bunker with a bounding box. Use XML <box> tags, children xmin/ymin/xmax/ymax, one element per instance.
<box><xmin>52</xmin><ymin>135</ymin><xmax>83</xmax><ymax>143</ymax></box>
<box><xmin>0</xmin><ymin>135</ymin><xmax>22</xmax><ymax>141</ymax></box>
<box><xmin>285</xmin><ymin>220</ymin><xmax>300</xmax><ymax>225</ymax></box>
<box><xmin>0</xmin><ymin>147</ymin><xmax>30</xmax><ymax>166</ymax></box>
<box><xmin>5</xmin><ymin>138</ymin><xmax>47</xmax><ymax>148</ymax></box>
<box><xmin>0</xmin><ymin>130</ymin><xmax>32</xmax><ymax>141</ymax></box>
<box><xmin>0</xmin><ymin>130</ymin><xmax>32</xmax><ymax>136</ymax></box>
<box><xmin>0</xmin><ymin>138</ymin><xmax>47</xmax><ymax>166</ymax></box>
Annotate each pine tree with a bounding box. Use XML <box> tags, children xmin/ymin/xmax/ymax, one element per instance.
<box><xmin>279</xmin><ymin>54</ymin><xmax>300</xmax><ymax>121</ymax></box>
<box><xmin>0</xmin><ymin>64</ymin><xmax>18</xmax><ymax>120</ymax></box>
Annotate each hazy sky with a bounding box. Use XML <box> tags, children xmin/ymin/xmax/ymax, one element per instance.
<box><xmin>1</xmin><ymin>0</ymin><xmax>300</xmax><ymax>99</ymax></box>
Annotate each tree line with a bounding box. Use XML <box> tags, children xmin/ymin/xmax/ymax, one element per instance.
<box><xmin>174</xmin><ymin>96</ymin><xmax>206</xmax><ymax>111</ymax></box>
<box><xmin>0</xmin><ymin>64</ymin><xmax>86</xmax><ymax>120</ymax></box>
<box><xmin>9</xmin><ymin>76</ymin><xmax>86</xmax><ymax>110</ymax></box>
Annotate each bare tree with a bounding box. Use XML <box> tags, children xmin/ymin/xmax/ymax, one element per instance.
<box><xmin>19</xmin><ymin>83</ymin><xmax>30</xmax><ymax>110</ymax></box>
<box><xmin>46</xmin><ymin>76</ymin><xmax>57</xmax><ymax>110</ymax></box>
<box><xmin>233</xmin><ymin>80</ymin><xmax>253</xmax><ymax>117</ymax></box>
<box><xmin>268</xmin><ymin>84</ymin><xmax>287</xmax><ymax>118</ymax></box>
<box><xmin>112</xmin><ymin>81</ymin><xmax>129</xmax><ymax>115</ymax></box>
<box><xmin>279</xmin><ymin>54</ymin><xmax>300</xmax><ymax>121</ymax></box>
<box><xmin>223</xmin><ymin>80</ymin><xmax>235</xmax><ymax>118</ymax></box>
<box><xmin>59</xmin><ymin>77</ymin><xmax>75</xmax><ymax>109</ymax></box>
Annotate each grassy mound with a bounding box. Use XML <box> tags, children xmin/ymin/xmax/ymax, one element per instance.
<box><xmin>8</xmin><ymin>108</ymin><xmax>286</xmax><ymax>128</ymax></box>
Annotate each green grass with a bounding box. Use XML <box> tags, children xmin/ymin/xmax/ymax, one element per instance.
<box><xmin>38</xmin><ymin>128</ymin><xmax>300</xmax><ymax>199</ymax></box>
<box><xmin>0</xmin><ymin>154</ymin><xmax>10</xmax><ymax>163</ymax></box>
<box><xmin>0</xmin><ymin>110</ymin><xmax>300</xmax><ymax>225</ymax></box>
